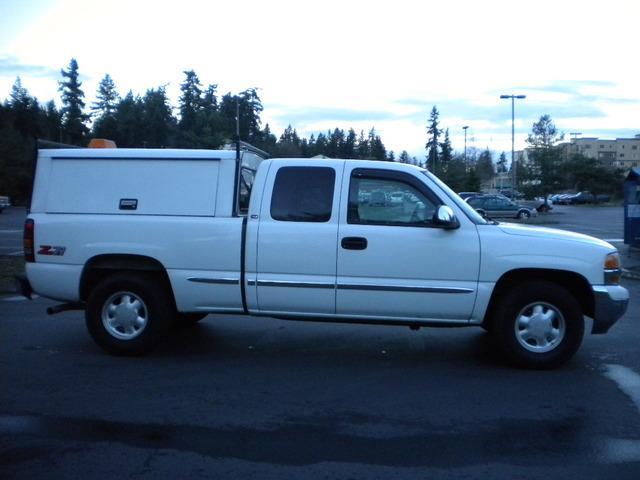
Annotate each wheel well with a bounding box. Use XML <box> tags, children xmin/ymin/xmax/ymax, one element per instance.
<box><xmin>484</xmin><ymin>269</ymin><xmax>594</xmax><ymax>326</ymax></box>
<box><xmin>80</xmin><ymin>254</ymin><xmax>174</xmax><ymax>304</ymax></box>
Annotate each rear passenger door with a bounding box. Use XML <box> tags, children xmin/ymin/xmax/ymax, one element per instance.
<box><xmin>254</xmin><ymin>160</ymin><xmax>344</xmax><ymax>315</ymax></box>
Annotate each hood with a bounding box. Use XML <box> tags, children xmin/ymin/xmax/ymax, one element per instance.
<box><xmin>498</xmin><ymin>222</ymin><xmax>615</xmax><ymax>250</ymax></box>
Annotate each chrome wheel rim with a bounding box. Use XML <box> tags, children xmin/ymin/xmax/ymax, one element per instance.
<box><xmin>101</xmin><ymin>291</ymin><xmax>148</xmax><ymax>340</ymax></box>
<box><xmin>514</xmin><ymin>302</ymin><xmax>565</xmax><ymax>353</ymax></box>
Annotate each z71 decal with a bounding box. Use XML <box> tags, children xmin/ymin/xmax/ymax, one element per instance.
<box><xmin>38</xmin><ymin>245</ymin><xmax>66</xmax><ymax>256</ymax></box>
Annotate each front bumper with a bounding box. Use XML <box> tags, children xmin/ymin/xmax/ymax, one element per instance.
<box><xmin>591</xmin><ymin>285</ymin><xmax>629</xmax><ymax>334</ymax></box>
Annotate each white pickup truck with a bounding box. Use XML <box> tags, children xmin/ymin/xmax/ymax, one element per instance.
<box><xmin>20</xmin><ymin>145</ymin><xmax>629</xmax><ymax>368</ymax></box>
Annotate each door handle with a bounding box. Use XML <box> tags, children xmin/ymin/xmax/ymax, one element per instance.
<box><xmin>341</xmin><ymin>237</ymin><xmax>368</xmax><ymax>250</ymax></box>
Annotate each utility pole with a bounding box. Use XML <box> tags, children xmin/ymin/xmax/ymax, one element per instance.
<box><xmin>500</xmin><ymin>94</ymin><xmax>526</xmax><ymax>193</ymax></box>
<box><xmin>463</xmin><ymin>125</ymin><xmax>469</xmax><ymax>164</ymax></box>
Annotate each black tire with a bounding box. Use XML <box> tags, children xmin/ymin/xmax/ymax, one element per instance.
<box><xmin>517</xmin><ymin>209</ymin><xmax>531</xmax><ymax>219</ymax></box>
<box><xmin>491</xmin><ymin>281</ymin><xmax>584</xmax><ymax>369</ymax></box>
<box><xmin>86</xmin><ymin>272</ymin><xmax>174</xmax><ymax>356</ymax></box>
<box><xmin>173</xmin><ymin>312</ymin><xmax>208</xmax><ymax>328</ymax></box>
<box><xmin>537</xmin><ymin>204</ymin><xmax>551</xmax><ymax>213</ymax></box>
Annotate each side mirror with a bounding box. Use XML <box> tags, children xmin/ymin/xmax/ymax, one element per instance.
<box><xmin>433</xmin><ymin>205</ymin><xmax>460</xmax><ymax>229</ymax></box>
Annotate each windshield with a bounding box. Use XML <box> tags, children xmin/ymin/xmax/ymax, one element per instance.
<box><xmin>420</xmin><ymin>170</ymin><xmax>488</xmax><ymax>224</ymax></box>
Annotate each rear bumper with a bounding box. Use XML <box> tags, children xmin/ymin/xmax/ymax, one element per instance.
<box><xmin>591</xmin><ymin>285</ymin><xmax>629</xmax><ymax>334</ymax></box>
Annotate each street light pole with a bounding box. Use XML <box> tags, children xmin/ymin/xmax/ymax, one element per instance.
<box><xmin>462</xmin><ymin>125</ymin><xmax>469</xmax><ymax>163</ymax></box>
<box><xmin>500</xmin><ymin>94</ymin><xmax>526</xmax><ymax>194</ymax></box>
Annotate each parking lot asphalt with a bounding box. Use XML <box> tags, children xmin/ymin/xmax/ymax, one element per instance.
<box><xmin>1</xmin><ymin>205</ymin><xmax>639</xmax><ymax>479</ymax></box>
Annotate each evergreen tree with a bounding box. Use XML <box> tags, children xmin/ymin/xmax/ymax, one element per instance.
<box><xmin>524</xmin><ymin>114</ymin><xmax>564</xmax><ymax>204</ymax></box>
<box><xmin>566</xmin><ymin>153</ymin><xmax>622</xmax><ymax>197</ymax></box>
<box><xmin>465</xmin><ymin>167</ymin><xmax>481</xmax><ymax>192</ymax></box>
<box><xmin>40</xmin><ymin>100</ymin><xmax>62</xmax><ymax>141</ymax></box>
<box><xmin>58</xmin><ymin>58</ymin><xmax>89</xmax><ymax>144</ymax></box>
<box><xmin>91</xmin><ymin>74</ymin><xmax>119</xmax><ymax>117</ymax></box>
<box><xmin>368</xmin><ymin>128</ymin><xmax>387</xmax><ymax>161</ymax></box>
<box><xmin>439</xmin><ymin>128</ymin><xmax>453</xmax><ymax>181</ymax></box>
<box><xmin>277</xmin><ymin>125</ymin><xmax>302</xmax><ymax>157</ymax></box>
<box><xmin>219</xmin><ymin>88</ymin><xmax>264</xmax><ymax>143</ymax></box>
<box><xmin>356</xmin><ymin>130</ymin><xmax>369</xmax><ymax>159</ymax></box>
<box><xmin>327</xmin><ymin>128</ymin><xmax>344</xmax><ymax>158</ymax></box>
<box><xmin>237</xmin><ymin>88</ymin><xmax>263</xmax><ymax>141</ymax></box>
<box><xmin>8</xmin><ymin>77</ymin><xmax>41</xmax><ymax>139</ymax></box>
<box><xmin>315</xmin><ymin>132</ymin><xmax>329</xmax><ymax>156</ymax></box>
<box><xmin>258</xmin><ymin>123</ymin><xmax>277</xmax><ymax>153</ymax></box>
<box><xmin>178</xmin><ymin>70</ymin><xmax>203</xmax><ymax>132</ymax></box>
<box><xmin>399</xmin><ymin>150</ymin><xmax>411</xmax><ymax>164</ymax></box>
<box><xmin>141</xmin><ymin>87</ymin><xmax>175</xmax><ymax>147</ymax></box>
<box><xmin>91</xmin><ymin>74</ymin><xmax>120</xmax><ymax>140</ymax></box>
<box><xmin>113</xmin><ymin>91</ymin><xmax>145</xmax><ymax>147</ymax></box>
<box><xmin>476</xmin><ymin>148</ymin><xmax>495</xmax><ymax>182</ymax></box>
<box><xmin>341</xmin><ymin>128</ymin><xmax>357</xmax><ymax>158</ymax></box>
<box><xmin>444</xmin><ymin>155</ymin><xmax>468</xmax><ymax>191</ymax></box>
<box><xmin>497</xmin><ymin>151</ymin><xmax>508</xmax><ymax>173</ymax></box>
<box><xmin>425</xmin><ymin>106</ymin><xmax>441</xmax><ymax>174</ymax></box>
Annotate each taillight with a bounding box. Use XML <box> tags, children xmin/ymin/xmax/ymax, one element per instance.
<box><xmin>24</xmin><ymin>219</ymin><xmax>35</xmax><ymax>262</ymax></box>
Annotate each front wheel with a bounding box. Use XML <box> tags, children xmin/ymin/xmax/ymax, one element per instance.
<box><xmin>491</xmin><ymin>281</ymin><xmax>584</xmax><ymax>369</ymax></box>
<box><xmin>517</xmin><ymin>209</ymin><xmax>531</xmax><ymax>219</ymax></box>
<box><xmin>86</xmin><ymin>273</ymin><xmax>174</xmax><ymax>355</ymax></box>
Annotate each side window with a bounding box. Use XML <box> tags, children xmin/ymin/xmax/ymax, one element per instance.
<box><xmin>270</xmin><ymin>167</ymin><xmax>335</xmax><ymax>222</ymax></box>
<box><xmin>238</xmin><ymin>168</ymin><xmax>255</xmax><ymax>214</ymax></box>
<box><xmin>348</xmin><ymin>174</ymin><xmax>438</xmax><ymax>226</ymax></box>
<box><xmin>483</xmin><ymin>198</ymin><xmax>500</xmax><ymax>209</ymax></box>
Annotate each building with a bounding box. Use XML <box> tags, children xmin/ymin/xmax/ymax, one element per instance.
<box><xmin>558</xmin><ymin>134</ymin><xmax>640</xmax><ymax>170</ymax></box>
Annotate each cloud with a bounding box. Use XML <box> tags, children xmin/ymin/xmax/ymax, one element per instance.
<box><xmin>395</xmin><ymin>97</ymin><xmax>606</xmax><ymax>125</ymax></box>
<box><xmin>511</xmin><ymin>80</ymin><xmax>617</xmax><ymax>95</ymax></box>
<box><xmin>270</xmin><ymin>106</ymin><xmax>401</xmax><ymax>126</ymax></box>
<box><xmin>0</xmin><ymin>55</ymin><xmax>58</xmax><ymax>79</ymax></box>
<box><xmin>575</xmin><ymin>128</ymin><xmax>640</xmax><ymax>139</ymax></box>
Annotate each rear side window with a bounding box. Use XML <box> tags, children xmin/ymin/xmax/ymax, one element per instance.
<box><xmin>238</xmin><ymin>168</ymin><xmax>255</xmax><ymax>214</ymax></box>
<box><xmin>270</xmin><ymin>167</ymin><xmax>335</xmax><ymax>222</ymax></box>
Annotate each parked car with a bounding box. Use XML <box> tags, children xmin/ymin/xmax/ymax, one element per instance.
<box><xmin>534</xmin><ymin>196</ymin><xmax>553</xmax><ymax>213</ymax></box>
<box><xmin>369</xmin><ymin>190</ymin><xmax>388</xmax><ymax>206</ymax></box>
<box><xmin>389</xmin><ymin>192</ymin><xmax>405</xmax><ymax>205</ymax></box>
<box><xmin>457</xmin><ymin>191</ymin><xmax>481</xmax><ymax>201</ymax></box>
<box><xmin>568</xmin><ymin>191</ymin><xmax>595</xmax><ymax>205</ymax></box>
<box><xmin>0</xmin><ymin>195</ymin><xmax>10</xmax><ymax>211</ymax></box>
<box><xmin>466</xmin><ymin>194</ymin><xmax>537</xmax><ymax>219</ymax></box>
<box><xmin>553</xmin><ymin>194</ymin><xmax>575</xmax><ymax>205</ymax></box>
<box><xmin>498</xmin><ymin>189</ymin><xmax>524</xmax><ymax>200</ymax></box>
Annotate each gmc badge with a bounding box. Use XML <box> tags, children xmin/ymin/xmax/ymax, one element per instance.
<box><xmin>119</xmin><ymin>199</ymin><xmax>138</xmax><ymax>210</ymax></box>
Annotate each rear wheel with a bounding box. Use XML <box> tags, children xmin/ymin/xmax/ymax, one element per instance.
<box><xmin>517</xmin><ymin>209</ymin><xmax>531</xmax><ymax>219</ymax></box>
<box><xmin>86</xmin><ymin>273</ymin><xmax>173</xmax><ymax>355</ymax></box>
<box><xmin>491</xmin><ymin>281</ymin><xmax>584</xmax><ymax>369</ymax></box>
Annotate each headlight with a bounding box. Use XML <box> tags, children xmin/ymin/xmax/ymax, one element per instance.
<box><xmin>604</xmin><ymin>252</ymin><xmax>621</xmax><ymax>284</ymax></box>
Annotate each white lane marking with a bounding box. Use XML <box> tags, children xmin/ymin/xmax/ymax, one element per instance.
<box><xmin>0</xmin><ymin>229</ymin><xmax>22</xmax><ymax>234</ymax></box>
<box><xmin>8</xmin><ymin>251</ymin><xmax>23</xmax><ymax>256</ymax></box>
<box><xmin>603</xmin><ymin>364</ymin><xmax>640</xmax><ymax>413</ymax></box>
<box><xmin>602</xmin><ymin>238</ymin><xmax>624</xmax><ymax>243</ymax></box>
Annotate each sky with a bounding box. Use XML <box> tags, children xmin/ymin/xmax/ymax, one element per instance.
<box><xmin>1</xmin><ymin>0</ymin><xmax>639</xmax><ymax>160</ymax></box>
